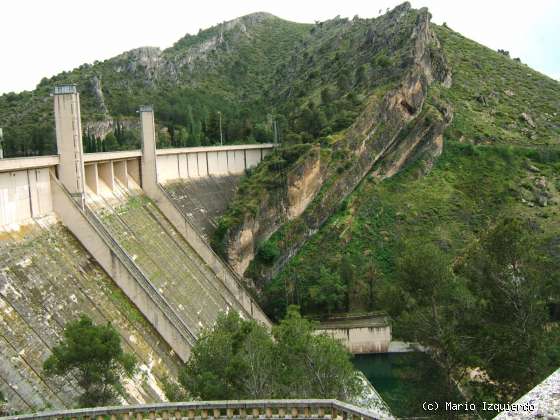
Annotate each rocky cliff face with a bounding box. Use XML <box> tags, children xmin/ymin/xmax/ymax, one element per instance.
<box><xmin>83</xmin><ymin>118</ymin><xmax>140</xmax><ymax>140</ymax></box>
<box><xmin>222</xmin><ymin>5</ymin><xmax>453</xmax><ymax>284</ymax></box>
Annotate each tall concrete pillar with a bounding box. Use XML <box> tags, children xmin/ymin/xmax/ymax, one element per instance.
<box><xmin>53</xmin><ymin>85</ymin><xmax>86</xmax><ymax>207</ymax></box>
<box><xmin>0</xmin><ymin>127</ymin><xmax>4</xmax><ymax>159</ymax></box>
<box><xmin>139</xmin><ymin>105</ymin><xmax>158</xmax><ymax>194</ymax></box>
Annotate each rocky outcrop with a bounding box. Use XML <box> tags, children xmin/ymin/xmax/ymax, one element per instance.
<box><xmin>115</xmin><ymin>47</ymin><xmax>163</xmax><ymax>81</ymax></box>
<box><xmin>90</xmin><ymin>75</ymin><xmax>108</xmax><ymax>115</ymax></box>
<box><xmin>227</xmin><ymin>148</ymin><xmax>326</xmax><ymax>274</ymax></box>
<box><xmin>222</xmin><ymin>4</ymin><xmax>453</xmax><ymax>285</ymax></box>
<box><xmin>83</xmin><ymin>118</ymin><xmax>140</xmax><ymax>140</ymax></box>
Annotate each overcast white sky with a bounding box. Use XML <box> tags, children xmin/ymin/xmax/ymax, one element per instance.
<box><xmin>0</xmin><ymin>0</ymin><xmax>558</xmax><ymax>94</ymax></box>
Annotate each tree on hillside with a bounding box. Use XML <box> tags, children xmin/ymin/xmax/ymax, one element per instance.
<box><xmin>390</xmin><ymin>242</ymin><xmax>475</xmax><ymax>401</ymax></box>
<box><xmin>179</xmin><ymin>307</ymin><xmax>361</xmax><ymax>400</ymax></box>
<box><xmin>44</xmin><ymin>315</ymin><xmax>136</xmax><ymax>407</ymax></box>
<box><xmin>308</xmin><ymin>266</ymin><xmax>347</xmax><ymax>316</ymax></box>
<box><xmin>273</xmin><ymin>306</ymin><xmax>361</xmax><ymax>400</ymax></box>
<box><xmin>458</xmin><ymin>217</ymin><xmax>560</xmax><ymax>397</ymax></box>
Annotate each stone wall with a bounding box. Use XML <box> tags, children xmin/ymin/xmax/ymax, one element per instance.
<box><xmin>316</xmin><ymin>314</ymin><xmax>392</xmax><ymax>354</ymax></box>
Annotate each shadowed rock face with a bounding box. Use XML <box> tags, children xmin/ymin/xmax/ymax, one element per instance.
<box><xmin>222</xmin><ymin>5</ymin><xmax>453</xmax><ymax>285</ymax></box>
<box><xmin>0</xmin><ymin>222</ymin><xmax>181</xmax><ymax>412</ymax></box>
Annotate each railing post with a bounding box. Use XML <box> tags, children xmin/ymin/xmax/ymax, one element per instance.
<box><xmin>265</xmin><ymin>407</ymin><xmax>273</xmax><ymax>418</ymax></box>
<box><xmin>291</xmin><ymin>407</ymin><xmax>298</xmax><ymax>418</ymax></box>
<box><xmin>278</xmin><ymin>407</ymin><xmax>285</xmax><ymax>418</ymax></box>
<box><xmin>162</xmin><ymin>410</ymin><xmax>169</xmax><ymax>419</ymax></box>
<box><xmin>201</xmin><ymin>408</ymin><xmax>209</xmax><ymax>419</ymax></box>
<box><xmin>239</xmin><ymin>407</ymin><xmax>247</xmax><ymax>418</ymax></box>
<box><xmin>213</xmin><ymin>408</ymin><xmax>221</xmax><ymax>418</ymax></box>
<box><xmin>136</xmin><ymin>412</ymin><xmax>144</xmax><ymax>420</ymax></box>
<box><xmin>123</xmin><ymin>413</ymin><xmax>130</xmax><ymax>420</ymax></box>
<box><xmin>188</xmin><ymin>408</ymin><xmax>196</xmax><ymax>419</ymax></box>
<box><xmin>175</xmin><ymin>409</ymin><xmax>183</xmax><ymax>420</ymax></box>
<box><xmin>252</xmin><ymin>407</ymin><xmax>259</xmax><ymax>417</ymax></box>
<box><xmin>226</xmin><ymin>408</ymin><xmax>234</xmax><ymax>418</ymax></box>
<box><xmin>331</xmin><ymin>407</ymin><xmax>338</xmax><ymax>420</ymax></box>
<box><xmin>318</xmin><ymin>407</ymin><xmax>325</xmax><ymax>418</ymax></box>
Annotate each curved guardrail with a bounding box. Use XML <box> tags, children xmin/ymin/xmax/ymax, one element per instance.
<box><xmin>2</xmin><ymin>399</ymin><xmax>393</xmax><ymax>420</ymax></box>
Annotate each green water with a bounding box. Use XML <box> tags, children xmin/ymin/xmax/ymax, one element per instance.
<box><xmin>353</xmin><ymin>352</ymin><xmax>458</xmax><ymax>418</ymax></box>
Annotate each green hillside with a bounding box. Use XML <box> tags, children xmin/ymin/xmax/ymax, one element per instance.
<box><xmin>259</xmin><ymin>22</ymin><xmax>560</xmax><ymax>402</ymax></box>
<box><xmin>0</xmin><ymin>13</ymin><xmax>310</xmax><ymax>156</ymax></box>
<box><xmin>263</xmin><ymin>24</ymin><xmax>560</xmax><ymax>316</ymax></box>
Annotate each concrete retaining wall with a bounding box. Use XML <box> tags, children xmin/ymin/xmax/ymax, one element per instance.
<box><xmin>318</xmin><ymin>326</ymin><xmax>392</xmax><ymax>354</ymax></box>
<box><xmin>0</xmin><ymin>167</ymin><xmax>52</xmax><ymax>228</ymax></box>
<box><xmin>316</xmin><ymin>314</ymin><xmax>392</xmax><ymax>354</ymax></box>
<box><xmin>156</xmin><ymin>144</ymin><xmax>274</xmax><ymax>183</ymax></box>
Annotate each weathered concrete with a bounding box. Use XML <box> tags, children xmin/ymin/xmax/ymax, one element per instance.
<box><xmin>84</xmin><ymin>150</ymin><xmax>142</xmax><ymax>162</ymax></box>
<box><xmin>164</xmin><ymin>175</ymin><xmax>242</xmax><ymax>241</ymax></box>
<box><xmin>0</xmin><ymin>168</ymin><xmax>52</xmax><ymax>228</ymax></box>
<box><xmin>494</xmin><ymin>367</ymin><xmax>560</xmax><ymax>419</ymax></box>
<box><xmin>139</xmin><ymin>106</ymin><xmax>159</xmax><ymax>196</ymax></box>
<box><xmin>0</xmin><ymin>220</ymin><xmax>181</xmax><ymax>412</ymax></box>
<box><xmin>51</xmin><ymin>173</ymin><xmax>193</xmax><ymax>361</ymax></box>
<box><xmin>0</xmin><ymin>97</ymin><xmax>276</xmax><ymax>412</ymax></box>
<box><xmin>316</xmin><ymin>314</ymin><xmax>392</xmax><ymax>354</ymax></box>
<box><xmin>138</xmin><ymin>107</ymin><xmax>272</xmax><ymax>328</ymax></box>
<box><xmin>3</xmin><ymin>398</ymin><xmax>395</xmax><ymax>420</ymax></box>
<box><xmin>0</xmin><ymin>156</ymin><xmax>58</xmax><ymax>173</ymax></box>
<box><xmin>53</xmin><ymin>85</ymin><xmax>86</xmax><ymax>201</ymax></box>
<box><xmin>156</xmin><ymin>144</ymin><xmax>274</xmax><ymax>183</ymax></box>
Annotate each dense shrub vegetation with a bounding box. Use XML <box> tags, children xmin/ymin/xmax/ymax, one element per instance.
<box><xmin>176</xmin><ymin>308</ymin><xmax>361</xmax><ymax>401</ymax></box>
<box><xmin>43</xmin><ymin>315</ymin><xmax>136</xmax><ymax>407</ymax></box>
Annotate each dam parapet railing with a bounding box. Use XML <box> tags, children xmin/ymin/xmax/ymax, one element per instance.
<box><xmin>1</xmin><ymin>399</ymin><xmax>393</xmax><ymax>420</ymax></box>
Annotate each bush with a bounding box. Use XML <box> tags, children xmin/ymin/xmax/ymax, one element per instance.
<box><xmin>43</xmin><ymin>315</ymin><xmax>136</xmax><ymax>407</ymax></box>
<box><xmin>257</xmin><ymin>241</ymin><xmax>280</xmax><ymax>264</ymax></box>
<box><xmin>179</xmin><ymin>308</ymin><xmax>362</xmax><ymax>400</ymax></box>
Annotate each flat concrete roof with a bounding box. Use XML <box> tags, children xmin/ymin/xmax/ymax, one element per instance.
<box><xmin>83</xmin><ymin>150</ymin><xmax>142</xmax><ymax>163</ymax></box>
<box><xmin>156</xmin><ymin>143</ymin><xmax>276</xmax><ymax>155</ymax></box>
<box><xmin>0</xmin><ymin>155</ymin><xmax>59</xmax><ymax>173</ymax></box>
<box><xmin>318</xmin><ymin>313</ymin><xmax>391</xmax><ymax>330</ymax></box>
<box><xmin>0</xmin><ymin>144</ymin><xmax>277</xmax><ymax>172</ymax></box>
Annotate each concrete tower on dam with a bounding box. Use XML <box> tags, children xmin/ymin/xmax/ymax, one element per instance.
<box><xmin>0</xmin><ymin>85</ymin><xmax>274</xmax><ymax>411</ymax></box>
<box><xmin>53</xmin><ymin>85</ymin><xmax>86</xmax><ymax>206</ymax></box>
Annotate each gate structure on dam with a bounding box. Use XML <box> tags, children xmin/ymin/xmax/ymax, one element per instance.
<box><xmin>0</xmin><ymin>85</ymin><xmax>274</xmax><ymax>410</ymax></box>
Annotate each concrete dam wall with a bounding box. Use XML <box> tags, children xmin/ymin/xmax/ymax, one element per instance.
<box><xmin>0</xmin><ymin>86</ymin><xmax>274</xmax><ymax>411</ymax></box>
<box><xmin>87</xmin><ymin>185</ymin><xmax>251</xmax><ymax>339</ymax></box>
<box><xmin>0</xmin><ymin>220</ymin><xmax>181</xmax><ymax>411</ymax></box>
<box><xmin>164</xmin><ymin>176</ymin><xmax>241</xmax><ymax>241</ymax></box>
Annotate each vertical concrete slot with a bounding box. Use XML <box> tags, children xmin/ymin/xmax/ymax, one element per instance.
<box><xmin>127</xmin><ymin>158</ymin><xmax>141</xmax><ymax>186</ymax></box>
<box><xmin>84</xmin><ymin>164</ymin><xmax>99</xmax><ymax>195</ymax></box>
<box><xmin>98</xmin><ymin>161</ymin><xmax>115</xmax><ymax>193</ymax></box>
<box><xmin>114</xmin><ymin>160</ymin><xmax>129</xmax><ymax>189</ymax></box>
